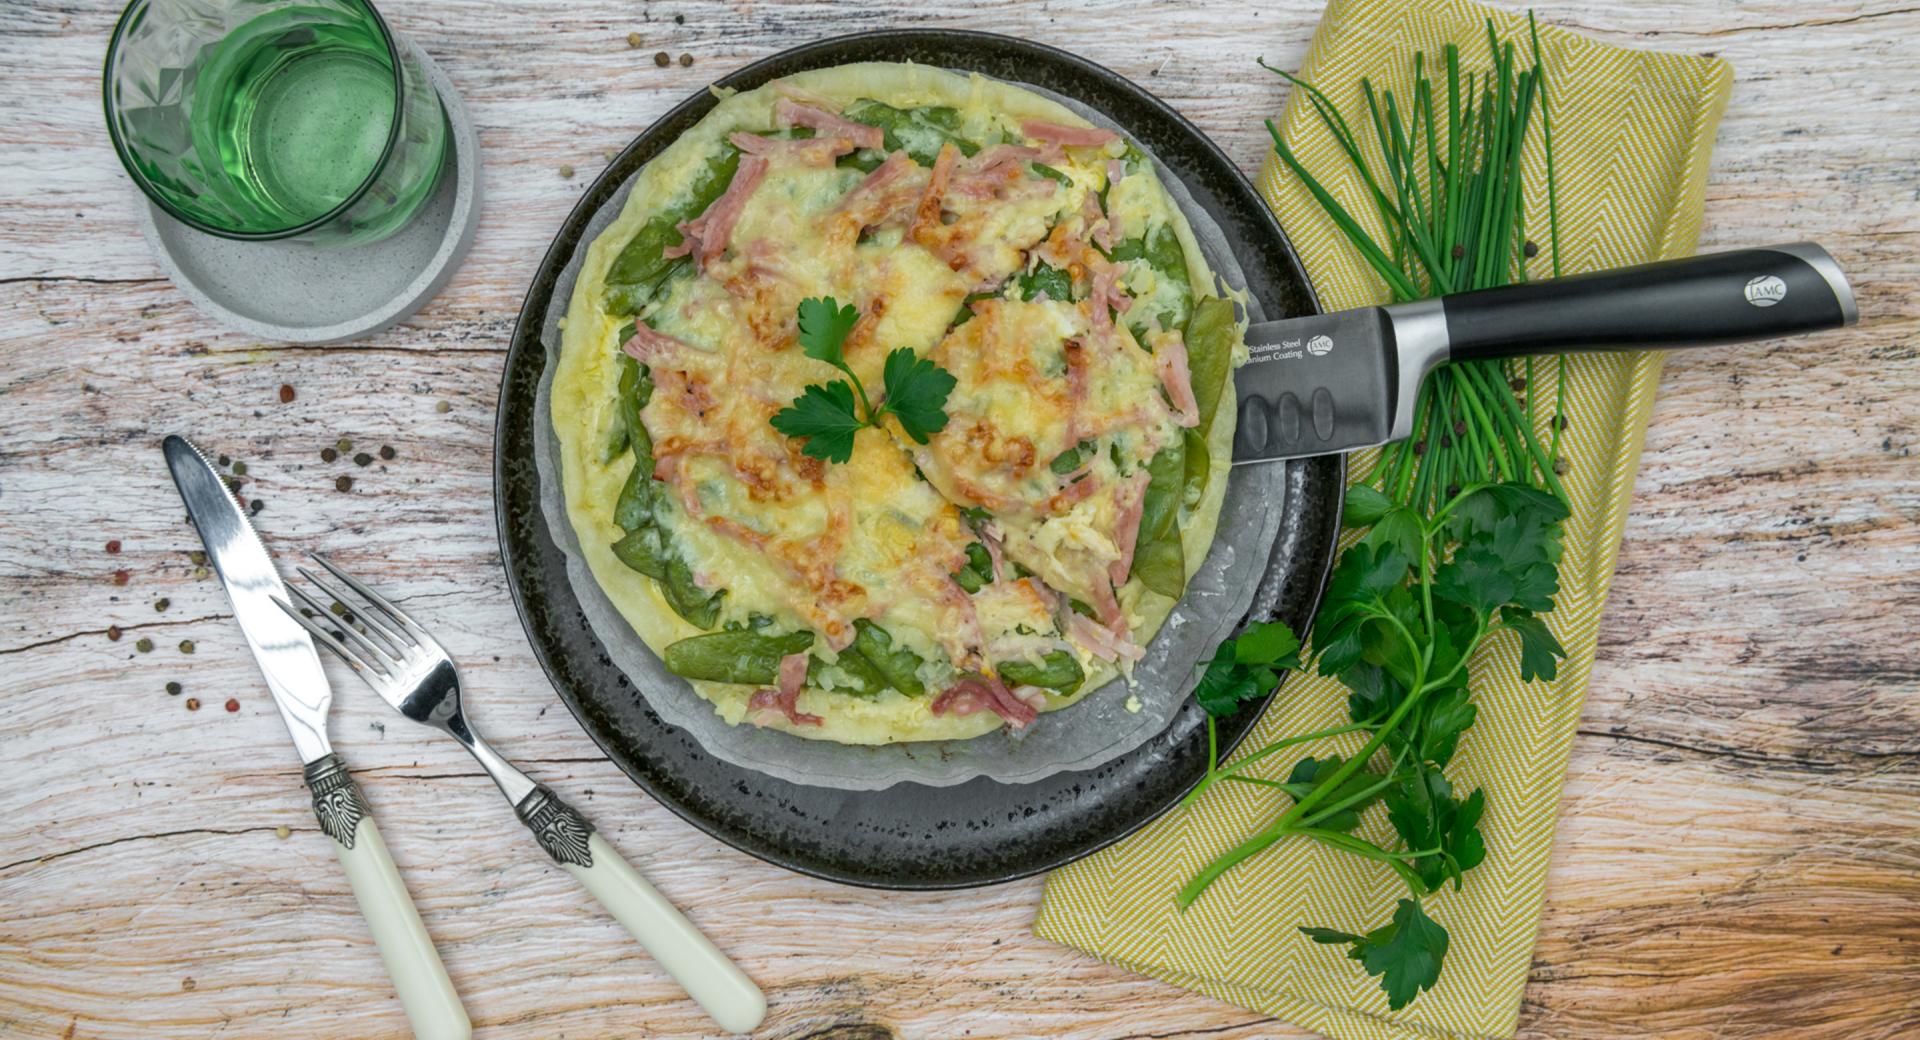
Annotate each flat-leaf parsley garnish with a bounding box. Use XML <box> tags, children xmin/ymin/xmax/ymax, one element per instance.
<box><xmin>771</xmin><ymin>296</ymin><xmax>956</xmax><ymax>463</ymax></box>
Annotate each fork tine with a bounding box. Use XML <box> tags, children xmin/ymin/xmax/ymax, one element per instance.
<box><xmin>274</xmin><ymin>594</ymin><xmax>388</xmax><ymax>682</ymax></box>
<box><xmin>283</xmin><ymin>579</ymin><xmax>402</xmax><ymax>671</ymax></box>
<box><xmin>295</xmin><ymin>564</ymin><xmax>411</xmax><ymax>655</ymax></box>
<box><xmin>310</xmin><ymin>553</ymin><xmax>431</xmax><ymax>642</ymax></box>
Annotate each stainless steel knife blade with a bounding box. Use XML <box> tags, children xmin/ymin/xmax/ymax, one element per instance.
<box><xmin>1230</xmin><ymin>301</ymin><xmax>1447</xmax><ymax>464</ymax></box>
<box><xmin>163</xmin><ymin>435</ymin><xmax>333</xmax><ymax>764</ymax></box>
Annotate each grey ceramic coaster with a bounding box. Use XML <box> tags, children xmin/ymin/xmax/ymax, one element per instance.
<box><xmin>138</xmin><ymin>42</ymin><xmax>480</xmax><ymax>344</ymax></box>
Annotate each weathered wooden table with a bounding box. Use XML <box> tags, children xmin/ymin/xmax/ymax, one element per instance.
<box><xmin>3</xmin><ymin>1</ymin><xmax>1915</xmax><ymax>1037</ymax></box>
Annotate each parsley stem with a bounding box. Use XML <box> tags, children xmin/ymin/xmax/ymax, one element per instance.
<box><xmin>1184</xmin><ymin>721</ymin><xmax>1372</xmax><ymax>809</ymax></box>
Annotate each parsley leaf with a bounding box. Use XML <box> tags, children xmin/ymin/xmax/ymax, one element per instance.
<box><xmin>772</xmin><ymin>297</ymin><xmax>956</xmax><ymax>463</ymax></box>
<box><xmin>770</xmin><ymin>381</ymin><xmax>866</xmax><ymax>464</ymax></box>
<box><xmin>796</xmin><ymin>296</ymin><xmax>861</xmax><ymax>372</ymax></box>
<box><xmin>881</xmin><ymin>346</ymin><xmax>957</xmax><ymax>444</ymax></box>
<box><xmin>1193</xmin><ymin>620</ymin><xmax>1301</xmax><ymax>717</ymax></box>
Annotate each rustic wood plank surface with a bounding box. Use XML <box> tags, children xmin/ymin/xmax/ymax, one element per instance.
<box><xmin>2</xmin><ymin>1</ymin><xmax>1915</xmax><ymax>1037</ymax></box>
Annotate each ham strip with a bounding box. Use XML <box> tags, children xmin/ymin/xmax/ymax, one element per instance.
<box><xmin>1022</xmin><ymin>120</ymin><xmax>1119</xmax><ymax>149</ymax></box>
<box><xmin>1154</xmin><ymin>330</ymin><xmax>1202</xmax><ymax>428</ymax></box>
<box><xmin>669</xmin><ymin>154</ymin><xmax>770</xmax><ymax>269</ymax></box>
<box><xmin>908</xmin><ymin>141</ymin><xmax>959</xmax><ymax>244</ymax></box>
<box><xmin>1088</xmin><ymin>262</ymin><xmax>1133</xmax><ymax>337</ymax></box>
<box><xmin>621</xmin><ymin>323</ymin><xmax>692</xmax><ymax>363</ymax></box>
<box><xmin>729</xmin><ymin>130</ymin><xmax>854</xmax><ymax>166</ymax></box>
<box><xmin>748</xmin><ymin>651</ymin><xmax>821</xmax><ymax>727</ymax></box>
<box><xmin>1107</xmin><ymin>471</ymin><xmax>1150</xmax><ymax>587</ymax></box>
<box><xmin>931</xmin><ymin>674</ymin><xmax>1039</xmax><ymax>728</ymax></box>
<box><xmin>836</xmin><ymin>152</ymin><xmax>922</xmax><ymax>227</ymax></box>
<box><xmin>774</xmin><ymin>98</ymin><xmax>884</xmax><ymax>151</ymax></box>
<box><xmin>1068</xmin><ymin>611</ymin><xmax>1145</xmax><ymax>663</ymax></box>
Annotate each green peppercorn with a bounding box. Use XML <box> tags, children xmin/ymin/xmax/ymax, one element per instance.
<box><xmin>136</xmin><ymin>638</ymin><xmax>153</xmax><ymax>653</ymax></box>
<box><xmin>178</xmin><ymin>639</ymin><xmax>195</xmax><ymax>655</ymax></box>
<box><xmin>166</xmin><ymin>681</ymin><xmax>182</xmax><ymax>696</ymax></box>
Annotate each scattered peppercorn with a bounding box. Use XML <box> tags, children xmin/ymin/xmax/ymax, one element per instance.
<box><xmin>1453</xmin><ymin>420</ymin><xmax>1468</xmax><ymax>437</ymax></box>
<box><xmin>674</xmin><ymin>13</ymin><xmax>685</xmax><ymax>23</ymax></box>
<box><xmin>679</xmin><ymin>53</ymin><xmax>693</xmax><ymax>67</ymax></box>
<box><xmin>354</xmin><ymin>452</ymin><xmax>373</xmax><ymax>467</ymax></box>
<box><xmin>232</xmin><ymin>460</ymin><xmax>248</xmax><ymax>476</ymax></box>
<box><xmin>1451</xmin><ymin>244</ymin><xmax>1466</xmax><ymax>259</ymax></box>
<box><xmin>113</xmin><ymin>569</ymin><xmax>130</xmax><ymax>586</ymax></box>
<box><xmin>1554</xmin><ymin>415</ymin><xmax>1569</xmax><ymax>430</ymax></box>
<box><xmin>654</xmin><ymin>50</ymin><xmax>671</xmax><ymax>67</ymax></box>
<box><xmin>179</xmin><ymin>639</ymin><xmax>195</xmax><ymax>655</ymax></box>
<box><xmin>217</xmin><ymin>455</ymin><xmax>231</xmax><ymax>468</ymax></box>
<box><xmin>1523</xmin><ymin>240</ymin><xmax>1540</xmax><ymax>258</ymax></box>
<box><xmin>189</xmin><ymin>550</ymin><xmax>206</xmax><ymax>565</ymax></box>
<box><xmin>154</xmin><ymin>598</ymin><xmax>170</xmax><ymax>612</ymax></box>
<box><xmin>136</xmin><ymin>637</ymin><xmax>153</xmax><ymax>653</ymax></box>
<box><xmin>108</xmin><ymin>625</ymin><xmax>122</xmax><ymax>642</ymax></box>
<box><xmin>321</xmin><ymin>447</ymin><xmax>338</xmax><ymax>462</ymax></box>
<box><xmin>1439</xmin><ymin>435</ymin><xmax>1453</xmax><ymax>449</ymax></box>
<box><xmin>1446</xmin><ymin>483</ymin><xmax>1462</xmax><ymax>498</ymax></box>
<box><xmin>249</xmin><ymin>499</ymin><xmax>265</xmax><ymax>515</ymax></box>
<box><xmin>275</xmin><ymin>825</ymin><xmax>291</xmax><ymax>839</ymax></box>
<box><xmin>279</xmin><ymin>384</ymin><xmax>296</xmax><ymax>403</ymax></box>
<box><xmin>185</xmin><ymin>698</ymin><xmax>200</xmax><ymax>711</ymax></box>
<box><xmin>194</xmin><ymin>566</ymin><xmax>209</xmax><ymax>580</ymax></box>
<box><xmin>379</xmin><ymin>445</ymin><xmax>396</xmax><ymax>461</ymax></box>
<box><xmin>1510</xmin><ymin>377</ymin><xmax>1527</xmax><ymax>392</ymax></box>
<box><xmin>336</xmin><ymin>475</ymin><xmax>354</xmax><ymax>492</ymax></box>
<box><xmin>224</xmin><ymin>698</ymin><xmax>240</xmax><ymax>713</ymax></box>
<box><xmin>1552</xmin><ymin>458</ymin><xmax>1569</xmax><ymax>475</ymax></box>
<box><xmin>435</xmin><ymin>400</ymin><xmax>451</xmax><ymax>413</ymax></box>
<box><xmin>1412</xmin><ymin>440</ymin><xmax>1427</xmax><ymax>456</ymax></box>
<box><xmin>626</xmin><ymin>31</ymin><xmax>642</xmax><ymax>48</ymax></box>
<box><xmin>559</xmin><ymin>164</ymin><xmax>575</xmax><ymax>179</ymax></box>
<box><xmin>336</xmin><ymin>437</ymin><xmax>353</xmax><ymax>453</ymax></box>
<box><xmin>182</xmin><ymin>978</ymin><xmax>196</xmax><ymax>992</ymax></box>
<box><xmin>106</xmin><ymin>539</ymin><xmax>121</xmax><ymax>554</ymax></box>
<box><xmin>166</xmin><ymin>681</ymin><xmax>182</xmax><ymax>696</ymax></box>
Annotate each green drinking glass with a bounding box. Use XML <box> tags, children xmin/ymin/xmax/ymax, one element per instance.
<box><xmin>104</xmin><ymin>0</ymin><xmax>448</xmax><ymax>246</ymax></box>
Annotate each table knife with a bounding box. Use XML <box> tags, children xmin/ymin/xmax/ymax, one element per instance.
<box><xmin>163</xmin><ymin>435</ymin><xmax>471</xmax><ymax>1040</ymax></box>
<box><xmin>1230</xmin><ymin>242</ymin><xmax>1858</xmax><ymax>464</ymax></box>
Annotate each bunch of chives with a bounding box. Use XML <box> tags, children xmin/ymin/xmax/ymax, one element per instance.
<box><xmin>1261</xmin><ymin>15</ymin><xmax>1568</xmax><ymax>511</ymax></box>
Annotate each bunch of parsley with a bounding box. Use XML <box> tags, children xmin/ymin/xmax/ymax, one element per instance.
<box><xmin>1178</xmin><ymin>20</ymin><xmax>1577</xmax><ymax>1011</ymax></box>
<box><xmin>1183</xmin><ymin>482</ymin><xmax>1567</xmax><ymax>1008</ymax></box>
<box><xmin>771</xmin><ymin>297</ymin><xmax>956</xmax><ymax>463</ymax></box>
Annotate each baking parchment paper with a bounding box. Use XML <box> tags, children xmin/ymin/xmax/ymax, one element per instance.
<box><xmin>532</xmin><ymin>77</ymin><xmax>1283</xmax><ymax>790</ymax></box>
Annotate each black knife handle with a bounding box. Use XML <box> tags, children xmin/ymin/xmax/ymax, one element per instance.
<box><xmin>1438</xmin><ymin>242</ymin><xmax>1856</xmax><ymax>362</ymax></box>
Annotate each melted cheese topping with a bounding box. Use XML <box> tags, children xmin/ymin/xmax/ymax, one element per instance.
<box><xmin>552</xmin><ymin>63</ymin><xmax>1239</xmax><ymax>744</ymax></box>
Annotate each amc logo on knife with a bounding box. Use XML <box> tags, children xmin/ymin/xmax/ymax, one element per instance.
<box><xmin>1743</xmin><ymin>274</ymin><xmax>1788</xmax><ymax>307</ymax></box>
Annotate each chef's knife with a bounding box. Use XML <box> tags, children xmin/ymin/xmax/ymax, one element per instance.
<box><xmin>163</xmin><ymin>435</ymin><xmax>470</xmax><ymax>1040</ymax></box>
<box><xmin>1230</xmin><ymin>242</ymin><xmax>1858</xmax><ymax>463</ymax></box>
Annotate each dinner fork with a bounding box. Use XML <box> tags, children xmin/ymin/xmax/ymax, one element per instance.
<box><xmin>274</xmin><ymin>554</ymin><xmax>766</xmax><ymax>1035</ymax></box>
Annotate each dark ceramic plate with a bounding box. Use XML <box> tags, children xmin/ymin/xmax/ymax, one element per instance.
<box><xmin>496</xmin><ymin>29</ymin><xmax>1343</xmax><ymax>889</ymax></box>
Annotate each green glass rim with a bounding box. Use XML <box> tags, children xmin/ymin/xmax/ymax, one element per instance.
<box><xmin>102</xmin><ymin>0</ymin><xmax>408</xmax><ymax>242</ymax></box>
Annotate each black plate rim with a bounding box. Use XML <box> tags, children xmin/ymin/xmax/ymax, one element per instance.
<box><xmin>495</xmin><ymin>28</ymin><xmax>1342</xmax><ymax>889</ymax></box>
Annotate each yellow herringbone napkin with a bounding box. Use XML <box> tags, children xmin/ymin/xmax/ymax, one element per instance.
<box><xmin>1034</xmin><ymin>1</ymin><xmax>1733</xmax><ymax>1037</ymax></box>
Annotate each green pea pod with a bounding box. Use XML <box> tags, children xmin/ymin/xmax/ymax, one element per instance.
<box><xmin>604</xmin><ymin>148</ymin><xmax>741</xmax><ymax>315</ymax></box>
<box><xmin>951</xmin><ymin>542</ymin><xmax>993</xmax><ymax>594</ymax></box>
<box><xmin>1131</xmin><ymin>439</ymin><xmax>1188</xmax><ymax>597</ymax></box>
<box><xmin>661</xmin><ymin>556</ymin><xmax>724</xmax><ymax>628</ymax></box>
<box><xmin>1031</xmin><ymin>162</ymin><xmax>1072</xmax><ymax>186</ymax></box>
<box><xmin>612</xmin><ymin>457</ymin><xmax>656</xmax><ymax>532</ymax></box>
<box><xmin>1184</xmin><ymin>296</ymin><xmax>1236</xmax><ymax>432</ymax></box>
<box><xmin>848</xmin><ymin>620</ymin><xmax>927</xmax><ymax>697</ymax></box>
<box><xmin>811</xmin><ymin>651</ymin><xmax>886</xmax><ymax>698</ymax></box>
<box><xmin>1113</xmin><ymin>224</ymin><xmax>1193</xmax><ymax>336</ymax></box>
<box><xmin>1182</xmin><ymin>426</ymin><xmax>1210</xmax><ymax>504</ymax></box>
<box><xmin>1019</xmin><ymin>262</ymin><xmax>1074</xmax><ymax>303</ymax></box>
<box><xmin>602</xmin><ymin>411</ymin><xmax>631</xmax><ymax>463</ymax></box>
<box><xmin>662</xmin><ymin>629</ymin><xmax>814</xmax><ymax>684</ymax></box>
<box><xmin>843</xmin><ymin>100</ymin><xmax>979</xmax><ymax>165</ymax></box>
<box><xmin>609</xmin><ymin>524</ymin><xmax>671</xmax><ymax>580</ymax></box>
<box><xmin>998</xmin><ymin>651</ymin><xmax>1084</xmax><ymax>696</ymax></box>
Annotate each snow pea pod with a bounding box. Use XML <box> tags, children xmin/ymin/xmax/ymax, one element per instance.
<box><xmin>848</xmin><ymin>620</ymin><xmax>926</xmax><ymax>697</ymax></box>
<box><xmin>603</xmin><ymin>147</ymin><xmax>741</xmax><ymax>316</ymax></box>
<box><xmin>1131</xmin><ymin>437</ymin><xmax>1187</xmax><ymax>597</ymax></box>
<box><xmin>998</xmin><ymin>651</ymin><xmax>1084</xmax><ymax>696</ymax></box>
<box><xmin>663</xmin><ymin>629</ymin><xmax>815</xmax><ymax>685</ymax></box>
<box><xmin>659</xmin><ymin>555</ymin><xmax>723</xmax><ymax>629</ymax></box>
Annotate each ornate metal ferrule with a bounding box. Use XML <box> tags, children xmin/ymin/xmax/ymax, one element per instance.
<box><xmin>515</xmin><ymin>785</ymin><xmax>595</xmax><ymax>868</ymax></box>
<box><xmin>303</xmin><ymin>753</ymin><xmax>371</xmax><ymax>849</ymax></box>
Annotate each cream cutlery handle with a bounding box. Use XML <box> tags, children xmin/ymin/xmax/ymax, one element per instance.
<box><xmin>517</xmin><ymin>788</ymin><xmax>765</xmax><ymax>1035</ymax></box>
<box><xmin>308</xmin><ymin>756</ymin><xmax>471</xmax><ymax>1040</ymax></box>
